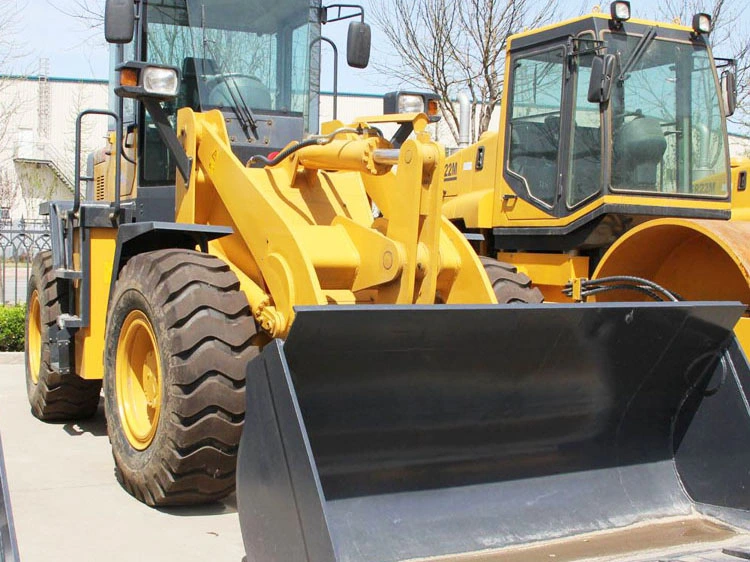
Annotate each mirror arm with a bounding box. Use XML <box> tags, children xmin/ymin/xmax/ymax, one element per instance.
<box><xmin>141</xmin><ymin>99</ymin><xmax>192</xmax><ymax>184</ymax></box>
<box><xmin>321</xmin><ymin>4</ymin><xmax>365</xmax><ymax>24</ymax></box>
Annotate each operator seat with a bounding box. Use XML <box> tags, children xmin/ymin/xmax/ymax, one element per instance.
<box><xmin>613</xmin><ymin>117</ymin><xmax>667</xmax><ymax>188</ymax></box>
<box><xmin>208</xmin><ymin>75</ymin><xmax>273</xmax><ymax>111</ymax></box>
<box><xmin>180</xmin><ymin>57</ymin><xmax>219</xmax><ymax>111</ymax></box>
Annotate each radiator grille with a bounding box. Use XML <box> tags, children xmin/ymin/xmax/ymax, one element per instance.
<box><xmin>95</xmin><ymin>174</ymin><xmax>105</xmax><ymax>201</ymax></box>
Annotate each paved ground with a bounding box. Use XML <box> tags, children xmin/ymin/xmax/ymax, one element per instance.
<box><xmin>0</xmin><ymin>355</ymin><xmax>246</xmax><ymax>562</ymax></box>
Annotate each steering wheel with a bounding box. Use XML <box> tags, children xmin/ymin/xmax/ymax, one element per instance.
<box><xmin>205</xmin><ymin>73</ymin><xmax>273</xmax><ymax>110</ymax></box>
<box><xmin>621</xmin><ymin>109</ymin><xmax>644</xmax><ymax>120</ymax></box>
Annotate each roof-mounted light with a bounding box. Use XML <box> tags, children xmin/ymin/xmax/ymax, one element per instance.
<box><xmin>610</xmin><ymin>1</ymin><xmax>631</xmax><ymax>25</ymax></box>
<box><xmin>692</xmin><ymin>13</ymin><xmax>712</xmax><ymax>35</ymax></box>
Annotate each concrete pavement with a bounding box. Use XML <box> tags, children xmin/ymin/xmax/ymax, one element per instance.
<box><xmin>0</xmin><ymin>356</ymin><xmax>246</xmax><ymax>562</ymax></box>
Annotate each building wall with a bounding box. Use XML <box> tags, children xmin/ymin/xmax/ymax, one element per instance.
<box><xmin>729</xmin><ymin>134</ymin><xmax>750</xmax><ymax>159</ymax></box>
<box><xmin>0</xmin><ymin>76</ymin><xmax>109</xmax><ymax>219</ymax></box>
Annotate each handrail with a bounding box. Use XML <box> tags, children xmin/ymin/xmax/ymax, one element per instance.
<box><xmin>74</xmin><ymin>109</ymin><xmax>122</xmax><ymax>218</ymax></box>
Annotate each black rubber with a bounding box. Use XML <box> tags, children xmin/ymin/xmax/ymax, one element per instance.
<box><xmin>24</xmin><ymin>251</ymin><xmax>101</xmax><ymax>421</ymax></box>
<box><xmin>104</xmin><ymin>249</ymin><xmax>258</xmax><ymax>506</ymax></box>
<box><xmin>480</xmin><ymin>256</ymin><xmax>544</xmax><ymax>304</ymax></box>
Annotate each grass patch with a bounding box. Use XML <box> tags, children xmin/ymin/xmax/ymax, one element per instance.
<box><xmin>0</xmin><ymin>305</ymin><xmax>25</xmax><ymax>352</ymax></box>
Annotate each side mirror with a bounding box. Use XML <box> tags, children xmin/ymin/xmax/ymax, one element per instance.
<box><xmin>105</xmin><ymin>0</ymin><xmax>135</xmax><ymax>44</ymax></box>
<box><xmin>722</xmin><ymin>69</ymin><xmax>737</xmax><ymax>117</ymax></box>
<box><xmin>587</xmin><ymin>54</ymin><xmax>617</xmax><ymax>104</ymax></box>
<box><xmin>347</xmin><ymin>21</ymin><xmax>371</xmax><ymax>69</ymax></box>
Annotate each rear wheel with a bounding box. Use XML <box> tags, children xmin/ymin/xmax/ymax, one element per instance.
<box><xmin>481</xmin><ymin>256</ymin><xmax>544</xmax><ymax>304</ymax></box>
<box><xmin>25</xmin><ymin>251</ymin><xmax>101</xmax><ymax>421</ymax></box>
<box><xmin>104</xmin><ymin>249</ymin><xmax>258</xmax><ymax>506</ymax></box>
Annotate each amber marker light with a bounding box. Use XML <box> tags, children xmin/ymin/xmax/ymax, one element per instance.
<box><xmin>120</xmin><ymin>67</ymin><xmax>138</xmax><ymax>88</ymax></box>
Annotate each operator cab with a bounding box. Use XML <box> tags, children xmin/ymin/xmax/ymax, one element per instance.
<box><xmin>113</xmin><ymin>0</ymin><xmax>321</xmax><ymax>188</ymax></box>
<box><xmin>95</xmin><ymin>0</ymin><xmax>370</xmax><ymax>219</ymax></box>
<box><xmin>446</xmin><ymin>3</ymin><xmax>738</xmax><ymax>253</ymax></box>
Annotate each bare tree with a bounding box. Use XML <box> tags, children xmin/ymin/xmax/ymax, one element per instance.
<box><xmin>656</xmin><ymin>0</ymin><xmax>750</xmax><ymax>132</ymax></box>
<box><xmin>371</xmin><ymin>0</ymin><xmax>558</xmax><ymax>143</ymax></box>
<box><xmin>0</xmin><ymin>0</ymin><xmax>31</xmax><ymax>164</ymax></box>
<box><xmin>52</xmin><ymin>0</ymin><xmax>104</xmax><ymax>34</ymax></box>
<box><xmin>0</xmin><ymin>168</ymin><xmax>18</xmax><ymax>216</ymax></box>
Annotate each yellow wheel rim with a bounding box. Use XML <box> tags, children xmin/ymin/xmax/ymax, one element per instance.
<box><xmin>116</xmin><ymin>310</ymin><xmax>162</xmax><ymax>450</ymax></box>
<box><xmin>28</xmin><ymin>290</ymin><xmax>42</xmax><ymax>384</ymax></box>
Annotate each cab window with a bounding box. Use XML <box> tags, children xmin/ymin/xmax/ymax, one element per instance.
<box><xmin>567</xmin><ymin>38</ymin><xmax>603</xmax><ymax>207</ymax></box>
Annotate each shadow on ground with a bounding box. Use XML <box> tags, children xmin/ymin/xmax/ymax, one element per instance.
<box><xmin>158</xmin><ymin>493</ymin><xmax>238</xmax><ymax>517</ymax></box>
<box><xmin>60</xmin><ymin>400</ymin><xmax>107</xmax><ymax>437</ymax></box>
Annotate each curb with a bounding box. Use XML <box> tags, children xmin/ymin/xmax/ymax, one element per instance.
<box><xmin>0</xmin><ymin>353</ymin><xmax>23</xmax><ymax>365</ymax></box>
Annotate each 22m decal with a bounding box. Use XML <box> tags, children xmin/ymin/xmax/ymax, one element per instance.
<box><xmin>444</xmin><ymin>161</ymin><xmax>458</xmax><ymax>182</ymax></box>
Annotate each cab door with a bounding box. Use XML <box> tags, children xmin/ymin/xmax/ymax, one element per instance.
<box><xmin>501</xmin><ymin>37</ymin><xmax>604</xmax><ymax>222</ymax></box>
<box><xmin>503</xmin><ymin>44</ymin><xmax>569</xmax><ymax>220</ymax></box>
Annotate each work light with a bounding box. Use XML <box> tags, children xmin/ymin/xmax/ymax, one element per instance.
<box><xmin>692</xmin><ymin>13</ymin><xmax>712</xmax><ymax>34</ymax></box>
<box><xmin>610</xmin><ymin>1</ymin><xmax>631</xmax><ymax>24</ymax></box>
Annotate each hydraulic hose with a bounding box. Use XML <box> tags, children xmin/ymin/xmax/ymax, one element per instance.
<box><xmin>247</xmin><ymin>127</ymin><xmax>379</xmax><ymax>168</ymax></box>
<box><xmin>563</xmin><ymin>275</ymin><xmax>681</xmax><ymax>302</ymax></box>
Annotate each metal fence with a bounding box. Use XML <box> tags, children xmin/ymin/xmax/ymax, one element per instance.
<box><xmin>0</xmin><ymin>219</ymin><xmax>51</xmax><ymax>306</ymax></box>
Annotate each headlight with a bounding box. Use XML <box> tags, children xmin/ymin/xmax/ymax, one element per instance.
<box><xmin>610</xmin><ymin>1</ymin><xmax>631</xmax><ymax>23</ymax></box>
<box><xmin>692</xmin><ymin>13</ymin><xmax>711</xmax><ymax>34</ymax></box>
<box><xmin>383</xmin><ymin>91</ymin><xmax>442</xmax><ymax>122</ymax></box>
<box><xmin>115</xmin><ymin>61</ymin><xmax>181</xmax><ymax>101</ymax></box>
<box><xmin>397</xmin><ymin>94</ymin><xmax>426</xmax><ymax>114</ymax></box>
<box><xmin>142</xmin><ymin>67</ymin><xmax>179</xmax><ymax>97</ymax></box>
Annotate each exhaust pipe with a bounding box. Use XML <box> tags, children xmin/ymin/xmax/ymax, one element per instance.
<box><xmin>458</xmin><ymin>92</ymin><xmax>471</xmax><ymax>148</ymax></box>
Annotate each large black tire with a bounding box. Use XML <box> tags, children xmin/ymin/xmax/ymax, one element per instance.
<box><xmin>25</xmin><ymin>251</ymin><xmax>101</xmax><ymax>421</ymax></box>
<box><xmin>104</xmin><ymin>249</ymin><xmax>258</xmax><ymax>506</ymax></box>
<box><xmin>481</xmin><ymin>256</ymin><xmax>544</xmax><ymax>304</ymax></box>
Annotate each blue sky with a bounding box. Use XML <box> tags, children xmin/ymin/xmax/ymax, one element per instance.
<box><xmin>13</xmin><ymin>0</ymin><xmax>750</xmax><ymax>96</ymax></box>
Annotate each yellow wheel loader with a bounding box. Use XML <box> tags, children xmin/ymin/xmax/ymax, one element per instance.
<box><xmin>441</xmin><ymin>3</ymin><xmax>750</xmax><ymax>348</ymax></box>
<box><xmin>20</xmin><ymin>0</ymin><xmax>750</xmax><ymax>560</ymax></box>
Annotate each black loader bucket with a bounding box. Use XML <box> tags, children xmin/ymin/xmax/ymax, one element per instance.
<box><xmin>237</xmin><ymin>302</ymin><xmax>750</xmax><ymax>562</ymax></box>
<box><xmin>0</xmin><ymin>434</ymin><xmax>19</xmax><ymax>562</ymax></box>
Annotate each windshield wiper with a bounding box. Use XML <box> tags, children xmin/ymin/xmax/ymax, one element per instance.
<box><xmin>618</xmin><ymin>27</ymin><xmax>657</xmax><ymax>82</ymax></box>
<box><xmin>216</xmin><ymin>71</ymin><xmax>260</xmax><ymax>140</ymax></box>
<box><xmin>200</xmin><ymin>4</ymin><xmax>259</xmax><ymax>141</ymax></box>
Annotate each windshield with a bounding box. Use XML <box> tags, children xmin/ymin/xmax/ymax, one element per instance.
<box><xmin>608</xmin><ymin>34</ymin><xmax>728</xmax><ymax>197</ymax></box>
<box><xmin>144</xmin><ymin>0</ymin><xmax>317</xmax><ymax>124</ymax></box>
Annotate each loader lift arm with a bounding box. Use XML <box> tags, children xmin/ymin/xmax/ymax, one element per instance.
<box><xmin>174</xmin><ymin>108</ymin><xmax>497</xmax><ymax>337</ymax></box>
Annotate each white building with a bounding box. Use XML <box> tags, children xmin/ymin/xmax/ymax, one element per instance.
<box><xmin>0</xmin><ymin>75</ymin><xmax>109</xmax><ymax>220</ymax></box>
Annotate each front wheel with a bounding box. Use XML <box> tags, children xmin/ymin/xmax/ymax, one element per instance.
<box><xmin>104</xmin><ymin>249</ymin><xmax>258</xmax><ymax>506</ymax></box>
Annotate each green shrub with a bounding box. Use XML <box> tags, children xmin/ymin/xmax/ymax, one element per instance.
<box><xmin>0</xmin><ymin>305</ymin><xmax>25</xmax><ymax>352</ymax></box>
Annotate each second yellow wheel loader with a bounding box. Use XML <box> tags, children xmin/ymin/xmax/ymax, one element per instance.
<box><xmin>441</xmin><ymin>2</ymin><xmax>750</xmax><ymax>354</ymax></box>
<box><xmin>21</xmin><ymin>0</ymin><xmax>750</xmax><ymax>560</ymax></box>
